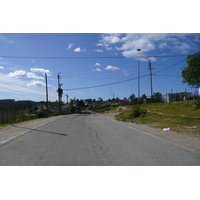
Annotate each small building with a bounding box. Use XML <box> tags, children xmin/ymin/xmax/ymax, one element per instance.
<box><xmin>166</xmin><ymin>92</ymin><xmax>192</xmax><ymax>102</ymax></box>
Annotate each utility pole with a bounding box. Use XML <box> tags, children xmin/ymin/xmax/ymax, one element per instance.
<box><xmin>66</xmin><ymin>94</ymin><xmax>69</xmax><ymax>104</ymax></box>
<box><xmin>45</xmin><ymin>73</ymin><xmax>48</xmax><ymax>116</ymax></box>
<box><xmin>148</xmin><ymin>60</ymin><xmax>154</xmax><ymax>97</ymax></box>
<box><xmin>57</xmin><ymin>73</ymin><xmax>63</xmax><ymax>114</ymax></box>
<box><xmin>137</xmin><ymin>49</ymin><xmax>141</xmax><ymax>102</ymax></box>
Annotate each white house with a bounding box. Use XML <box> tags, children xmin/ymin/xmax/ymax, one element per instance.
<box><xmin>166</xmin><ymin>92</ymin><xmax>192</xmax><ymax>102</ymax></box>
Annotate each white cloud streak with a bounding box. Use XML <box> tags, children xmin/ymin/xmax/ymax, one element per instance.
<box><xmin>0</xmin><ymin>34</ymin><xmax>14</xmax><ymax>44</ymax></box>
<box><xmin>98</xmin><ymin>33</ymin><xmax>199</xmax><ymax>59</ymax></box>
<box><xmin>8</xmin><ymin>70</ymin><xmax>44</xmax><ymax>79</ymax></box>
<box><xmin>30</xmin><ymin>68</ymin><xmax>50</xmax><ymax>74</ymax></box>
<box><xmin>93</xmin><ymin>68</ymin><xmax>102</xmax><ymax>72</ymax></box>
<box><xmin>0</xmin><ymin>72</ymin><xmax>56</xmax><ymax>101</ymax></box>
<box><xmin>94</xmin><ymin>49</ymin><xmax>103</xmax><ymax>53</ymax></box>
<box><xmin>74</xmin><ymin>47</ymin><xmax>86</xmax><ymax>52</ymax></box>
<box><xmin>27</xmin><ymin>80</ymin><xmax>45</xmax><ymax>87</ymax></box>
<box><xmin>94</xmin><ymin>63</ymin><xmax>100</xmax><ymax>66</ymax></box>
<box><xmin>105</xmin><ymin>65</ymin><xmax>120</xmax><ymax>71</ymax></box>
<box><xmin>68</xmin><ymin>43</ymin><xmax>74</xmax><ymax>49</ymax></box>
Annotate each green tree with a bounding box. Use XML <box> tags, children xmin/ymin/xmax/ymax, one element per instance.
<box><xmin>141</xmin><ymin>94</ymin><xmax>147</xmax><ymax>100</ymax></box>
<box><xmin>182</xmin><ymin>52</ymin><xmax>200</xmax><ymax>88</ymax></box>
<box><xmin>152</xmin><ymin>92</ymin><xmax>164</xmax><ymax>102</ymax></box>
<box><xmin>129</xmin><ymin>94</ymin><xmax>135</xmax><ymax>104</ymax></box>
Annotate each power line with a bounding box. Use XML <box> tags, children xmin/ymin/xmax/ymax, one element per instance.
<box><xmin>154</xmin><ymin>58</ymin><xmax>187</xmax><ymax>74</ymax></box>
<box><xmin>61</xmin><ymin>75</ymin><xmax>132</xmax><ymax>80</ymax></box>
<box><xmin>154</xmin><ymin>74</ymin><xmax>181</xmax><ymax>77</ymax></box>
<box><xmin>63</xmin><ymin>57</ymin><xmax>189</xmax><ymax>91</ymax></box>
<box><xmin>0</xmin><ymin>55</ymin><xmax>188</xmax><ymax>59</ymax></box>
<box><xmin>63</xmin><ymin>74</ymin><xmax>149</xmax><ymax>91</ymax></box>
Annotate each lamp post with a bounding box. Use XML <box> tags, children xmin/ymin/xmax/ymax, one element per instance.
<box><xmin>137</xmin><ymin>49</ymin><xmax>141</xmax><ymax>102</ymax></box>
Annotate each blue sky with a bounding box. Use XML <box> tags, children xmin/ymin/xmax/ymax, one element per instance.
<box><xmin>0</xmin><ymin>33</ymin><xmax>200</xmax><ymax>102</ymax></box>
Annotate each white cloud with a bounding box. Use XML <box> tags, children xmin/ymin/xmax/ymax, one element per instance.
<box><xmin>32</xmin><ymin>60</ymin><xmax>35</xmax><ymax>62</ymax></box>
<box><xmin>159</xmin><ymin>42</ymin><xmax>168</xmax><ymax>48</ymax></box>
<box><xmin>8</xmin><ymin>70</ymin><xmax>44</xmax><ymax>79</ymax></box>
<box><xmin>8</xmin><ymin>70</ymin><xmax>27</xmax><ymax>78</ymax></box>
<box><xmin>0</xmin><ymin>66</ymin><xmax>4</xmax><ymax>69</ymax></box>
<box><xmin>105</xmin><ymin>65</ymin><xmax>120</xmax><ymax>71</ymax></box>
<box><xmin>0</xmin><ymin>34</ymin><xmax>14</xmax><ymax>44</ymax></box>
<box><xmin>0</xmin><ymin>34</ymin><xmax>7</xmax><ymax>41</ymax></box>
<box><xmin>94</xmin><ymin>63</ymin><xmax>100</xmax><ymax>66</ymax></box>
<box><xmin>26</xmin><ymin>72</ymin><xmax>44</xmax><ymax>79</ymax></box>
<box><xmin>8</xmin><ymin>40</ymin><xmax>14</xmax><ymax>44</ymax></box>
<box><xmin>68</xmin><ymin>43</ymin><xmax>74</xmax><ymax>49</ymax></box>
<box><xmin>27</xmin><ymin>80</ymin><xmax>45</xmax><ymax>87</ymax></box>
<box><xmin>172</xmin><ymin>42</ymin><xmax>191</xmax><ymax>53</ymax></box>
<box><xmin>100</xmin><ymin>35</ymin><xmax>121</xmax><ymax>45</ymax></box>
<box><xmin>30</xmin><ymin>68</ymin><xmax>50</xmax><ymax>74</ymax></box>
<box><xmin>149</xmin><ymin>57</ymin><xmax>157</xmax><ymax>62</ymax></box>
<box><xmin>94</xmin><ymin>49</ymin><xmax>103</xmax><ymax>53</ymax></box>
<box><xmin>96</xmin><ymin>43</ymin><xmax>104</xmax><ymax>46</ymax></box>
<box><xmin>0</xmin><ymin>72</ymin><xmax>57</xmax><ymax>101</ymax></box>
<box><xmin>98</xmin><ymin>33</ymin><xmax>198</xmax><ymax>60</ymax></box>
<box><xmin>93</xmin><ymin>68</ymin><xmax>102</xmax><ymax>72</ymax></box>
<box><xmin>123</xmin><ymin>70</ymin><xmax>128</xmax><ymax>76</ymax></box>
<box><xmin>74</xmin><ymin>47</ymin><xmax>86</xmax><ymax>52</ymax></box>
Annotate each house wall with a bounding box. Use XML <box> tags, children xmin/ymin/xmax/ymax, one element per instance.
<box><xmin>166</xmin><ymin>92</ymin><xmax>192</xmax><ymax>102</ymax></box>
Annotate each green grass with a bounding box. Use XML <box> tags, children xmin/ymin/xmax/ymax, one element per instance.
<box><xmin>115</xmin><ymin>101</ymin><xmax>200</xmax><ymax>134</ymax></box>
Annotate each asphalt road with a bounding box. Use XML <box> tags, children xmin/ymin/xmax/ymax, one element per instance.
<box><xmin>0</xmin><ymin>114</ymin><xmax>200</xmax><ymax>166</ymax></box>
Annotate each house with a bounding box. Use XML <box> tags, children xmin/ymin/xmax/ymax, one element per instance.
<box><xmin>166</xmin><ymin>92</ymin><xmax>192</xmax><ymax>102</ymax></box>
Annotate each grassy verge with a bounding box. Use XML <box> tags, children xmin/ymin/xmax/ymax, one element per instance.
<box><xmin>115</xmin><ymin>101</ymin><xmax>200</xmax><ymax>134</ymax></box>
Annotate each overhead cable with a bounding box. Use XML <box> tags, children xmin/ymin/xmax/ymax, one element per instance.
<box><xmin>0</xmin><ymin>55</ymin><xmax>188</xmax><ymax>59</ymax></box>
<box><xmin>63</xmin><ymin>74</ymin><xmax>149</xmax><ymax>91</ymax></box>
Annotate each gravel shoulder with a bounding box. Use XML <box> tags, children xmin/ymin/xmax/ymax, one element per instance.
<box><xmin>104</xmin><ymin>113</ymin><xmax>200</xmax><ymax>154</ymax></box>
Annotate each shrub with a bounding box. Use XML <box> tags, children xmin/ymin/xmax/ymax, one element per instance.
<box><xmin>129</xmin><ymin>107</ymin><xmax>147</xmax><ymax>118</ymax></box>
<box><xmin>37</xmin><ymin>110</ymin><xmax>46</xmax><ymax>118</ymax></box>
<box><xmin>194</xmin><ymin>96</ymin><xmax>200</xmax><ymax>109</ymax></box>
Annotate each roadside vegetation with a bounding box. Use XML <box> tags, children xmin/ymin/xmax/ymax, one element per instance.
<box><xmin>114</xmin><ymin>100</ymin><xmax>200</xmax><ymax>135</ymax></box>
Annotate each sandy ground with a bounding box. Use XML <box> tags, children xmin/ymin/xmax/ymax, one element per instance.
<box><xmin>104</xmin><ymin>113</ymin><xmax>200</xmax><ymax>154</ymax></box>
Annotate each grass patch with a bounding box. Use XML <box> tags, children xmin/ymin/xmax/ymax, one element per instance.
<box><xmin>115</xmin><ymin>101</ymin><xmax>200</xmax><ymax>134</ymax></box>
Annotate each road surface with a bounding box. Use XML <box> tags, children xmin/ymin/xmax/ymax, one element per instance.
<box><xmin>0</xmin><ymin>114</ymin><xmax>200</xmax><ymax>165</ymax></box>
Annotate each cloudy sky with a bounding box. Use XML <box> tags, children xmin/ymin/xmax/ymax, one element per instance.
<box><xmin>0</xmin><ymin>1</ymin><xmax>199</xmax><ymax>102</ymax></box>
<box><xmin>0</xmin><ymin>33</ymin><xmax>200</xmax><ymax>101</ymax></box>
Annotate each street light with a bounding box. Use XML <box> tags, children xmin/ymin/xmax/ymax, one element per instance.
<box><xmin>137</xmin><ymin>49</ymin><xmax>141</xmax><ymax>102</ymax></box>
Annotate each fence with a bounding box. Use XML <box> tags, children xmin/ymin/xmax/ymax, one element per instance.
<box><xmin>0</xmin><ymin>110</ymin><xmax>37</xmax><ymax>124</ymax></box>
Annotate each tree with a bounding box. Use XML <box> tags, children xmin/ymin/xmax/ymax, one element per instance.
<box><xmin>152</xmin><ymin>92</ymin><xmax>164</xmax><ymax>102</ymax></box>
<box><xmin>182</xmin><ymin>52</ymin><xmax>200</xmax><ymax>88</ymax></box>
<box><xmin>129</xmin><ymin>94</ymin><xmax>135</xmax><ymax>104</ymax></box>
<box><xmin>141</xmin><ymin>94</ymin><xmax>147</xmax><ymax>100</ymax></box>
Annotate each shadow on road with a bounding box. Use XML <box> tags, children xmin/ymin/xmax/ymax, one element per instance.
<box><xmin>11</xmin><ymin>124</ymin><xmax>68</xmax><ymax>136</ymax></box>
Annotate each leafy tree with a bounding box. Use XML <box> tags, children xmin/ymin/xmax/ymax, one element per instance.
<box><xmin>129</xmin><ymin>94</ymin><xmax>136</xmax><ymax>104</ymax></box>
<box><xmin>98</xmin><ymin>97</ymin><xmax>103</xmax><ymax>102</ymax></box>
<box><xmin>182</xmin><ymin>52</ymin><xmax>200</xmax><ymax>88</ymax></box>
<box><xmin>152</xmin><ymin>92</ymin><xmax>164</xmax><ymax>102</ymax></box>
<box><xmin>141</xmin><ymin>94</ymin><xmax>147</xmax><ymax>100</ymax></box>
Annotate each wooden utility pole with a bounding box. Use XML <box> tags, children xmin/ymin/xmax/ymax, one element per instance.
<box><xmin>57</xmin><ymin>73</ymin><xmax>62</xmax><ymax>114</ymax></box>
<box><xmin>45</xmin><ymin>73</ymin><xmax>48</xmax><ymax>116</ymax></box>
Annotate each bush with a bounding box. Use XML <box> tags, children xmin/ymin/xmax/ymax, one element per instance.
<box><xmin>129</xmin><ymin>107</ymin><xmax>147</xmax><ymax>118</ymax></box>
<box><xmin>194</xmin><ymin>96</ymin><xmax>200</xmax><ymax>109</ymax></box>
<box><xmin>37</xmin><ymin>110</ymin><xmax>46</xmax><ymax>118</ymax></box>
